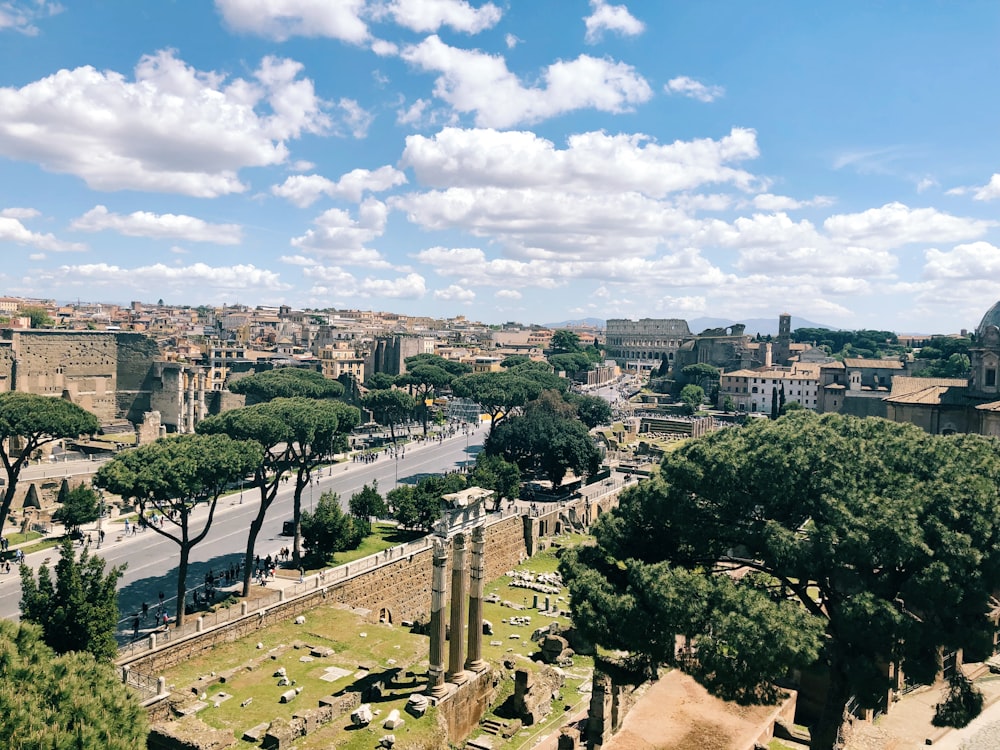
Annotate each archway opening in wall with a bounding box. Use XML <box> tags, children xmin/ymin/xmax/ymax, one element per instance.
<box><xmin>941</xmin><ymin>428</ymin><xmax>957</xmax><ymax>436</ymax></box>
<box><xmin>595</xmin><ymin>505</ymin><xmax>603</xmax><ymax>517</ymax></box>
<box><xmin>378</xmin><ymin>607</ymin><xmax>393</xmax><ymax>624</ymax></box>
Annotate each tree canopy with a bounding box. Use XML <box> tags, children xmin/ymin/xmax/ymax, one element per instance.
<box><xmin>301</xmin><ymin>491</ymin><xmax>362</xmax><ymax>566</ymax></box>
<box><xmin>452</xmin><ymin>371</ymin><xmax>543</xmax><ymax>439</ymax></box>
<box><xmin>20</xmin><ymin>537</ymin><xmax>125</xmax><ymax>661</ymax></box>
<box><xmin>562</xmin><ymin>412</ymin><xmax>1000</xmax><ymax>750</ymax></box>
<box><xmin>197</xmin><ymin>398</ymin><xmax>303</xmax><ymax>594</ymax></box>
<box><xmin>0</xmin><ymin>392</ymin><xmax>99</xmax><ymax>539</ymax></box>
<box><xmin>95</xmin><ymin>433</ymin><xmax>262</xmax><ymax>626</ymax></box>
<box><xmin>550</xmin><ymin>329</ymin><xmax>581</xmax><ymax>353</ymax></box>
<box><xmin>396</xmin><ymin>358</ymin><xmax>462</xmax><ymax>436</ymax></box>
<box><xmin>229</xmin><ymin>367</ymin><xmax>344</xmax><ymax>404</ymax></box>
<box><xmin>487</xmin><ymin>394</ymin><xmax>600</xmax><ymax>488</ymax></box>
<box><xmin>0</xmin><ymin>620</ymin><xmax>148</xmax><ymax>750</ymax></box>
<box><xmin>363</xmin><ymin>388</ymin><xmax>415</xmax><ymax>443</ymax></box>
<box><xmin>52</xmin><ymin>483</ymin><xmax>101</xmax><ymax>532</ymax></box>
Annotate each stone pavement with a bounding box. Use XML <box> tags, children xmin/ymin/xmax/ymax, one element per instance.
<box><xmin>844</xmin><ymin>668</ymin><xmax>1000</xmax><ymax>750</ymax></box>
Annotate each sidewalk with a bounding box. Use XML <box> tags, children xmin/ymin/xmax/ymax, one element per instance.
<box><xmin>844</xmin><ymin>668</ymin><xmax>1000</xmax><ymax>749</ymax></box>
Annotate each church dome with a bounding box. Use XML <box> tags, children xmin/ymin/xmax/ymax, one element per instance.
<box><xmin>977</xmin><ymin>300</ymin><xmax>1000</xmax><ymax>337</ymax></box>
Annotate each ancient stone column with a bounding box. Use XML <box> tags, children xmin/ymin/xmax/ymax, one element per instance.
<box><xmin>427</xmin><ymin>537</ymin><xmax>449</xmax><ymax>698</ymax></box>
<box><xmin>465</xmin><ymin>524</ymin><xmax>487</xmax><ymax>672</ymax></box>
<box><xmin>446</xmin><ymin>532</ymin><xmax>469</xmax><ymax>683</ymax></box>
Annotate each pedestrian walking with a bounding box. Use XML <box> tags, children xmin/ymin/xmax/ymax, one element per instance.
<box><xmin>132</xmin><ymin>615</ymin><xmax>140</xmax><ymax>639</ymax></box>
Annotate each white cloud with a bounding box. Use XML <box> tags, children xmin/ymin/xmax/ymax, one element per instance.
<box><xmin>924</xmin><ymin>241</ymin><xmax>1000</xmax><ymax>281</ymax></box>
<box><xmin>400</xmin><ymin>35</ymin><xmax>652</xmax><ymax>127</ymax></box>
<box><xmin>337</xmin><ymin>98</ymin><xmax>374</xmax><ymax>138</ymax></box>
<box><xmin>973</xmin><ymin>174</ymin><xmax>1000</xmax><ymax>201</ymax></box>
<box><xmin>358</xmin><ymin>272</ymin><xmax>426</xmax><ymax>298</ymax></box>
<box><xmin>290</xmin><ymin>160</ymin><xmax>315</xmax><ymax>172</ymax></box>
<box><xmin>0</xmin><ymin>207</ymin><xmax>40</xmax><ymax>219</ymax></box>
<box><xmin>584</xmin><ymin>0</ymin><xmax>644</xmax><ymax>44</ymax></box>
<box><xmin>291</xmin><ymin>198</ymin><xmax>394</xmax><ymax>267</ymax></box>
<box><xmin>401</xmin><ymin>127</ymin><xmax>759</xmax><ymax>197</ymax></box>
<box><xmin>823</xmin><ymin>202</ymin><xmax>993</xmax><ymax>249</ymax></box>
<box><xmin>28</xmin><ymin>252</ymin><xmax>45</xmax><ymax>261</ymax></box>
<box><xmin>654</xmin><ymin>295</ymin><xmax>706</xmax><ymax>314</ymax></box>
<box><xmin>495</xmin><ymin>288</ymin><xmax>521</xmax><ymax>300</ymax></box>
<box><xmin>751</xmin><ymin>193</ymin><xmax>833</xmax><ymax>211</ymax></box>
<box><xmin>915</xmin><ymin>177</ymin><xmax>937</xmax><ymax>193</ymax></box>
<box><xmin>434</xmin><ymin>283</ymin><xmax>475</xmax><ymax>301</ymax></box>
<box><xmin>377</xmin><ymin>0</ymin><xmax>501</xmax><ymax>33</ymax></box>
<box><xmin>371</xmin><ymin>39</ymin><xmax>399</xmax><ymax>56</ymax></box>
<box><xmin>735</xmin><ymin>243</ymin><xmax>896</xmax><ymax>278</ymax></box>
<box><xmin>0</xmin><ymin>216</ymin><xmax>84</xmax><ymax>252</ymax></box>
<box><xmin>664</xmin><ymin>76</ymin><xmax>724</xmax><ymax>103</ymax></box>
<box><xmin>504</xmin><ymin>33</ymin><xmax>520</xmax><ymax>49</ymax></box>
<box><xmin>303</xmin><ymin>264</ymin><xmax>358</xmax><ymax>287</ymax></box>
<box><xmin>397</xmin><ymin>98</ymin><xmax>431</xmax><ymax>126</ymax></box>
<box><xmin>273</xmin><ymin>166</ymin><xmax>406</xmax><ymax>207</ymax></box>
<box><xmin>0</xmin><ymin>0</ymin><xmax>62</xmax><ymax>35</ymax></box>
<box><xmin>414</xmin><ymin>245</ymin><xmax>728</xmax><ymax>289</ymax></box>
<box><xmin>71</xmin><ymin>205</ymin><xmax>243</xmax><ymax>244</ymax></box>
<box><xmin>0</xmin><ymin>50</ymin><xmax>330</xmax><ymax>196</ymax></box>
<box><xmin>41</xmin><ymin>262</ymin><xmax>289</xmax><ymax>292</ymax></box>
<box><xmin>215</xmin><ymin>0</ymin><xmax>370</xmax><ymax>43</ymax></box>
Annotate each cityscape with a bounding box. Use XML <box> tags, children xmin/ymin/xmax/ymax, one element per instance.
<box><xmin>4</xmin><ymin>2</ymin><xmax>1000</xmax><ymax>750</ymax></box>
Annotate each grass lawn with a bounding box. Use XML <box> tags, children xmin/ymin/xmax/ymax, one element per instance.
<box><xmin>2</xmin><ymin>530</ymin><xmax>42</xmax><ymax>546</ymax></box>
<box><xmin>159</xmin><ymin>532</ymin><xmax>594</xmax><ymax>749</ymax></box>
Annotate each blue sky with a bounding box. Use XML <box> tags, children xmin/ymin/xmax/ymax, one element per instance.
<box><xmin>2</xmin><ymin>1</ymin><xmax>1000</xmax><ymax>333</ymax></box>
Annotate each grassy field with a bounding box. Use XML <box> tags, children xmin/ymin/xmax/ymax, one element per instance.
<box><xmin>159</xmin><ymin>533</ymin><xmax>593</xmax><ymax>750</ymax></box>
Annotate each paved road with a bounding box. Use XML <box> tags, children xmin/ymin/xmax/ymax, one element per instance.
<box><xmin>0</xmin><ymin>427</ymin><xmax>484</xmax><ymax>625</ymax></box>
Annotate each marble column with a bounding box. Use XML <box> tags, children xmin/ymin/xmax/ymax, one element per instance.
<box><xmin>446</xmin><ymin>532</ymin><xmax>469</xmax><ymax>683</ymax></box>
<box><xmin>465</xmin><ymin>524</ymin><xmax>487</xmax><ymax>672</ymax></box>
<box><xmin>427</xmin><ymin>537</ymin><xmax>449</xmax><ymax>697</ymax></box>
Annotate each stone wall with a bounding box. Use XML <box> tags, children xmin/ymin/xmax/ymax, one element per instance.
<box><xmin>115</xmin><ymin>332</ymin><xmax>160</xmax><ymax>422</ymax></box>
<box><xmin>437</xmin><ymin>668</ymin><xmax>501</xmax><ymax>741</ymax></box>
<box><xmin>325</xmin><ymin>514</ymin><xmax>526</xmax><ymax>626</ymax></box>
<box><xmin>7</xmin><ymin>331</ymin><xmax>119</xmax><ymax>421</ymax></box>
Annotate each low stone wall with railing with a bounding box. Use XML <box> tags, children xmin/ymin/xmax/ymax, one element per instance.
<box><xmin>116</xmin><ymin>487</ymin><xmax>625</xmax><ymax>692</ymax></box>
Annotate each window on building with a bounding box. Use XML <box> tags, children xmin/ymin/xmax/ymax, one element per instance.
<box><xmin>987</xmin><ymin>368</ymin><xmax>997</xmax><ymax>388</ymax></box>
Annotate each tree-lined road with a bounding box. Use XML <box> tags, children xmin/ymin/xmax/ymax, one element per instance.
<box><xmin>0</xmin><ymin>428</ymin><xmax>483</xmax><ymax>623</ymax></box>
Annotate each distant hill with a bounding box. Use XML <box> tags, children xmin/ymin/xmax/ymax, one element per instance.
<box><xmin>545</xmin><ymin>317</ymin><xmax>605</xmax><ymax>329</ymax></box>
<box><xmin>688</xmin><ymin>316</ymin><xmax>842</xmax><ymax>337</ymax></box>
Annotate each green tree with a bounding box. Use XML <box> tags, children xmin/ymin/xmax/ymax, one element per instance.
<box><xmin>229</xmin><ymin>367</ymin><xmax>344</xmax><ymax>405</ymax></box>
<box><xmin>550</xmin><ymin>329</ymin><xmax>581</xmax><ymax>353</ymax></box>
<box><xmin>19</xmin><ymin>537</ymin><xmax>125</xmax><ymax>660</ymax></box>
<box><xmin>196</xmin><ymin>399</ymin><xmax>300</xmax><ymax>596</ymax></box>
<box><xmin>21</xmin><ymin>305</ymin><xmax>53</xmax><ymax>328</ymax></box>
<box><xmin>562</xmin><ymin>412</ymin><xmax>1000</xmax><ymax>750</ymax></box>
<box><xmin>779</xmin><ymin>400</ymin><xmax>803</xmax><ymax>415</ymax></box>
<box><xmin>348</xmin><ymin>481</ymin><xmax>386</xmax><ymax>536</ymax></box>
<box><xmin>770</xmin><ymin>386</ymin><xmax>779</xmax><ymax>419</ymax></box>
<box><xmin>487</xmin><ymin>402</ymin><xmax>600</xmax><ymax>489</ymax></box>
<box><xmin>221</xmin><ymin>374</ymin><xmax>362</xmax><ymax>569</ymax></box>
<box><xmin>0</xmin><ymin>393</ymin><xmax>98</xmax><ymax>540</ymax></box>
<box><xmin>548</xmin><ymin>352</ymin><xmax>593</xmax><ymax>379</ymax></box>
<box><xmin>52</xmin><ymin>484</ymin><xmax>101</xmax><ymax>533</ymax></box>
<box><xmin>0</xmin><ymin>620</ymin><xmax>148</xmax><ymax>749</ymax></box>
<box><xmin>681</xmin><ymin>363</ymin><xmax>720</xmax><ymax>389</ymax></box>
<box><xmin>363</xmin><ymin>388</ymin><xmax>416</xmax><ymax>443</ymax></box>
<box><xmin>301</xmin><ymin>491</ymin><xmax>361</xmax><ymax>565</ymax></box>
<box><xmin>386</xmin><ymin>485</ymin><xmax>419</xmax><ymax>529</ymax></box>
<box><xmin>722</xmin><ymin>394</ymin><xmax>736</xmax><ymax>413</ymax></box>
<box><xmin>471</xmin><ymin>453</ymin><xmax>521</xmax><ymax>509</ymax></box>
<box><xmin>95</xmin><ymin>434</ymin><xmax>261</xmax><ymax>626</ymax></box>
<box><xmin>452</xmin><ymin>371</ymin><xmax>543</xmax><ymax>440</ymax></box>
<box><xmin>405</xmin><ymin>353</ymin><xmax>472</xmax><ymax>378</ymax></box>
<box><xmin>501</xmin><ymin>354</ymin><xmax>531</xmax><ymax>368</ymax></box>
<box><xmin>567</xmin><ymin>393</ymin><xmax>613</xmax><ymax>428</ymax></box>
<box><xmin>680</xmin><ymin>384</ymin><xmax>704</xmax><ymax>415</ymax></box>
<box><xmin>509</xmin><ymin>360</ymin><xmax>570</xmax><ymax>394</ymax></box>
<box><xmin>365</xmin><ymin>371</ymin><xmax>397</xmax><ymax>391</ymax></box>
<box><xmin>396</xmin><ymin>360</ymin><xmax>457</xmax><ymax>436</ymax></box>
